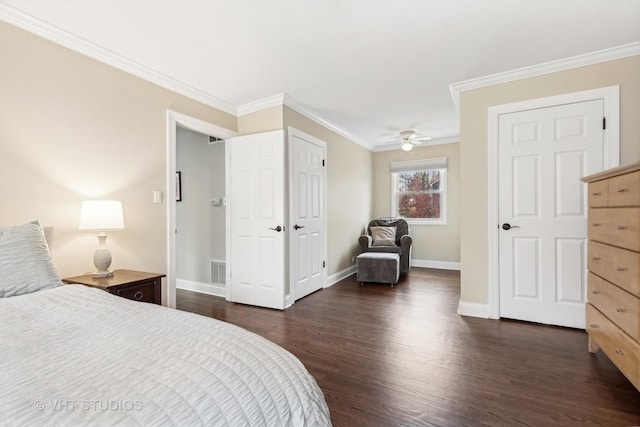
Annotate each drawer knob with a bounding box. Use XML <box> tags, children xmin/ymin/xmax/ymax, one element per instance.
<box><xmin>616</xmin><ymin>225</ymin><xmax>625</xmax><ymax>230</ymax></box>
<box><xmin>616</xmin><ymin>266</ymin><xmax>626</xmax><ymax>272</ymax></box>
<box><xmin>616</xmin><ymin>188</ymin><xmax>627</xmax><ymax>193</ymax></box>
<box><xmin>616</xmin><ymin>307</ymin><xmax>626</xmax><ymax>313</ymax></box>
<box><xmin>615</xmin><ymin>348</ymin><xmax>625</xmax><ymax>355</ymax></box>
<box><xmin>134</xmin><ymin>291</ymin><xmax>144</xmax><ymax>301</ymax></box>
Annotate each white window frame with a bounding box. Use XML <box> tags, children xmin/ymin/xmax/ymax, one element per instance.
<box><xmin>390</xmin><ymin>157</ymin><xmax>447</xmax><ymax>225</ymax></box>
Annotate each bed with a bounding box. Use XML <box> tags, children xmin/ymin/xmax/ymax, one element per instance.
<box><xmin>0</xmin><ymin>221</ymin><xmax>331</xmax><ymax>426</ymax></box>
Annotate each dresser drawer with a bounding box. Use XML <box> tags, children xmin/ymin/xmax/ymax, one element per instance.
<box><xmin>588</xmin><ymin>273</ymin><xmax>639</xmax><ymax>338</ymax></box>
<box><xmin>588</xmin><ymin>241</ymin><xmax>640</xmax><ymax>296</ymax></box>
<box><xmin>588</xmin><ymin>180</ymin><xmax>608</xmax><ymax>208</ymax></box>
<box><xmin>608</xmin><ymin>170</ymin><xmax>640</xmax><ymax>207</ymax></box>
<box><xmin>586</xmin><ymin>303</ymin><xmax>640</xmax><ymax>389</ymax></box>
<box><xmin>589</xmin><ymin>208</ymin><xmax>640</xmax><ymax>251</ymax></box>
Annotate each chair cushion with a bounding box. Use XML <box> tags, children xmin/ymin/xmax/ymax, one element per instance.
<box><xmin>371</xmin><ymin>238</ymin><xmax>396</xmax><ymax>247</ymax></box>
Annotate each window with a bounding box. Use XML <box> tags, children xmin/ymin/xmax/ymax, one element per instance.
<box><xmin>390</xmin><ymin>157</ymin><xmax>447</xmax><ymax>225</ymax></box>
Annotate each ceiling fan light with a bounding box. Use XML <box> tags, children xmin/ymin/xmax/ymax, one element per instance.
<box><xmin>401</xmin><ymin>141</ymin><xmax>413</xmax><ymax>151</ymax></box>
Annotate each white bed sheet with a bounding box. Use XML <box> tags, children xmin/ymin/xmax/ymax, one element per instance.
<box><xmin>0</xmin><ymin>285</ymin><xmax>331</xmax><ymax>426</ymax></box>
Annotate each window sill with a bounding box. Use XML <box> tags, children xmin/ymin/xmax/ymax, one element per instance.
<box><xmin>404</xmin><ymin>219</ymin><xmax>447</xmax><ymax>226</ymax></box>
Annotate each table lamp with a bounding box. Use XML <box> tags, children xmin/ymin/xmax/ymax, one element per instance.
<box><xmin>79</xmin><ymin>200</ymin><xmax>125</xmax><ymax>278</ymax></box>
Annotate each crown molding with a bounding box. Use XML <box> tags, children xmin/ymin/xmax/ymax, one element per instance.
<box><xmin>0</xmin><ymin>2</ymin><xmax>237</xmax><ymax>116</ymax></box>
<box><xmin>237</xmin><ymin>93</ymin><xmax>373</xmax><ymax>150</ymax></box>
<box><xmin>449</xmin><ymin>41</ymin><xmax>640</xmax><ymax>111</ymax></box>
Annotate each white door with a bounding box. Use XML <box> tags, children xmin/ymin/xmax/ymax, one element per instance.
<box><xmin>290</xmin><ymin>129</ymin><xmax>326</xmax><ymax>301</ymax></box>
<box><xmin>229</xmin><ymin>130</ymin><xmax>285</xmax><ymax>310</ymax></box>
<box><xmin>499</xmin><ymin>100</ymin><xmax>604</xmax><ymax>328</ymax></box>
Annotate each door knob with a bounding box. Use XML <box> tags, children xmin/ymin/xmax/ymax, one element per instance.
<box><xmin>502</xmin><ymin>223</ymin><xmax>520</xmax><ymax>230</ymax></box>
<box><xmin>294</xmin><ymin>224</ymin><xmax>305</xmax><ymax>230</ymax></box>
<box><xmin>269</xmin><ymin>226</ymin><xmax>283</xmax><ymax>232</ymax></box>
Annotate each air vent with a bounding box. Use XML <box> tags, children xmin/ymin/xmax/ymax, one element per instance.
<box><xmin>210</xmin><ymin>259</ymin><xmax>226</xmax><ymax>285</ymax></box>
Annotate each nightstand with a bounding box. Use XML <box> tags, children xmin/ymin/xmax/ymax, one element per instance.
<box><xmin>63</xmin><ymin>269</ymin><xmax>165</xmax><ymax>304</ymax></box>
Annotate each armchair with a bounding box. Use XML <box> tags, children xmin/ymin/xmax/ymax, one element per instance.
<box><xmin>359</xmin><ymin>218</ymin><xmax>412</xmax><ymax>274</ymax></box>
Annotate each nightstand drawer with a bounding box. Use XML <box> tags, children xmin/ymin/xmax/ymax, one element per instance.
<box><xmin>111</xmin><ymin>280</ymin><xmax>158</xmax><ymax>304</ymax></box>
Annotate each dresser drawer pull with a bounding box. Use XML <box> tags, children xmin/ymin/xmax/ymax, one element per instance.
<box><xmin>616</xmin><ymin>266</ymin><xmax>626</xmax><ymax>272</ymax></box>
<box><xmin>615</xmin><ymin>307</ymin><xmax>626</xmax><ymax>313</ymax></box>
<box><xmin>615</xmin><ymin>348</ymin><xmax>624</xmax><ymax>355</ymax></box>
<box><xmin>592</xmin><ymin>223</ymin><xmax>601</xmax><ymax>227</ymax></box>
<box><xmin>134</xmin><ymin>291</ymin><xmax>144</xmax><ymax>301</ymax></box>
<box><xmin>616</xmin><ymin>225</ymin><xmax>625</xmax><ymax>230</ymax></box>
<box><xmin>616</xmin><ymin>188</ymin><xmax>628</xmax><ymax>193</ymax></box>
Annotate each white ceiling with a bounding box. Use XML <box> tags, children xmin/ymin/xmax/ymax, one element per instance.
<box><xmin>2</xmin><ymin>0</ymin><xmax>639</xmax><ymax>149</ymax></box>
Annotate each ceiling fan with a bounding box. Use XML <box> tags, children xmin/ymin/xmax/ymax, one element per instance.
<box><xmin>387</xmin><ymin>130</ymin><xmax>432</xmax><ymax>151</ymax></box>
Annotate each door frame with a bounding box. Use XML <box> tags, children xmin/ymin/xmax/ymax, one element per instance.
<box><xmin>287</xmin><ymin>127</ymin><xmax>328</xmax><ymax>306</ymax></box>
<box><xmin>486</xmin><ymin>86</ymin><xmax>620</xmax><ymax>319</ymax></box>
<box><xmin>166</xmin><ymin>110</ymin><xmax>236</xmax><ymax>308</ymax></box>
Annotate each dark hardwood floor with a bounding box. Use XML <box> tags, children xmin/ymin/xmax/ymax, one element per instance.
<box><xmin>176</xmin><ymin>268</ymin><xmax>640</xmax><ymax>427</ymax></box>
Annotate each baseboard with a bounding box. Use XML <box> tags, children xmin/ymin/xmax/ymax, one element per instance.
<box><xmin>411</xmin><ymin>259</ymin><xmax>461</xmax><ymax>271</ymax></box>
<box><xmin>457</xmin><ymin>299</ymin><xmax>490</xmax><ymax>318</ymax></box>
<box><xmin>176</xmin><ymin>279</ymin><xmax>225</xmax><ymax>298</ymax></box>
<box><xmin>326</xmin><ymin>265</ymin><xmax>356</xmax><ymax>287</ymax></box>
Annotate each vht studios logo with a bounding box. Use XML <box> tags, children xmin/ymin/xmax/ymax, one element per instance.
<box><xmin>34</xmin><ymin>399</ymin><xmax>143</xmax><ymax>412</ymax></box>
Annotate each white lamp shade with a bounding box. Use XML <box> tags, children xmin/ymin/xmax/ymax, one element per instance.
<box><xmin>79</xmin><ymin>200</ymin><xmax>125</xmax><ymax>231</ymax></box>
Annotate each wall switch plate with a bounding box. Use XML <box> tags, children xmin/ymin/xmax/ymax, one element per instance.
<box><xmin>153</xmin><ymin>190</ymin><xmax>162</xmax><ymax>203</ymax></box>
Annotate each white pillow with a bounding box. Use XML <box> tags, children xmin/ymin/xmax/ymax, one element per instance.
<box><xmin>0</xmin><ymin>221</ymin><xmax>62</xmax><ymax>297</ymax></box>
<box><xmin>370</xmin><ymin>226</ymin><xmax>397</xmax><ymax>244</ymax></box>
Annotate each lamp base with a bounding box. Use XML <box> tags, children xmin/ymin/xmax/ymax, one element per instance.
<box><xmin>92</xmin><ymin>270</ymin><xmax>114</xmax><ymax>279</ymax></box>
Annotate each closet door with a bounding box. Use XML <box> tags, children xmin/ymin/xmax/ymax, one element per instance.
<box><xmin>228</xmin><ymin>130</ymin><xmax>285</xmax><ymax>309</ymax></box>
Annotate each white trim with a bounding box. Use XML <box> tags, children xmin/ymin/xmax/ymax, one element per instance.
<box><xmin>237</xmin><ymin>93</ymin><xmax>285</xmax><ymax>115</ymax></box>
<box><xmin>167</xmin><ymin>110</ymin><xmax>236</xmax><ymax>309</ymax></box>
<box><xmin>177</xmin><ymin>279</ymin><xmax>225</xmax><ymax>298</ymax></box>
<box><xmin>457</xmin><ymin>300</ymin><xmax>490</xmax><ymax>319</ymax></box>
<box><xmin>373</xmin><ymin>136</ymin><xmax>459</xmax><ymax>152</ymax></box>
<box><xmin>449</xmin><ymin>42</ymin><xmax>640</xmax><ymax>111</ymax></box>
<box><xmin>391</xmin><ymin>166</ymin><xmax>447</xmax><ymax>225</ymax></box>
<box><xmin>0</xmin><ymin>3</ymin><xmax>237</xmax><ymax>116</ymax></box>
<box><xmin>326</xmin><ymin>265</ymin><xmax>356</xmax><ymax>287</ymax></box>
<box><xmin>411</xmin><ymin>259</ymin><xmax>461</xmax><ymax>271</ymax></box>
<box><xmin>287</xmin><ymin>127</ymin><xmax>328</xmax><ymax>301</ymax></box>
<box><xmin>486</xmin><ymin>86</ymin><xmax>620</xmax><ymax>320</ymax></box>
<box><xmin>238</xmin><ymin>93</ymin><xmax>373</xmax><ymax>151</ymax></box>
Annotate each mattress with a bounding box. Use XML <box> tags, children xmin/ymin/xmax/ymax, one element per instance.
<box><xmin>0</xmin><ymin>285</ymin><xmax>331</xmax><ymax>426</ymax></box>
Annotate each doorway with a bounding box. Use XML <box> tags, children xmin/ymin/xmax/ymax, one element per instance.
<box><xmin>166</xmin><ymin>110</ymin><xmax>236</xmax><ymax>308</ymax></box>
<box><xmin>487</xmin><ymin>86</ymin><xmax>620</xmax><ymax>326</ymax></box>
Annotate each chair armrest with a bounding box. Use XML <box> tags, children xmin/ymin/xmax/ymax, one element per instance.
<box><xmin>400</xmin><ymin>234</ymin><xmax>413</xmax><ymax>252</ymax></box>
<box><xmin>359</xmin><ymin>235</ymin><xmax>372</xmax><ymax>252</ymax></box>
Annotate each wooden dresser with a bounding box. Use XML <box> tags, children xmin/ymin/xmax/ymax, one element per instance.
<box><xmin>582</xmin><ymin>161</ymin><xmax>640</xmax><ymax>391</ymax></box>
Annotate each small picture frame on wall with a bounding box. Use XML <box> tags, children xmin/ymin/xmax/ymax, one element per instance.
<box><xmin>176</xmin><ymin>171</ymin><xmax>182</xmax><ymax>202</ymax></box>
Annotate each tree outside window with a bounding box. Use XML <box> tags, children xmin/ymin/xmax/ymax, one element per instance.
<box><xmin>391</xmin><ymin>159</ymin><xmax>447</xmax><ymax>225</ymax></box>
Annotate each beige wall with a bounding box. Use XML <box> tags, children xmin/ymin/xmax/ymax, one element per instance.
<box><xmin>372</xmin><ymin>143</ymin><xmax>460</xmax><ymax>263</ymax></box>
<box><xmin>0</xmin><ymin>21</ymin><xmax>236</xmax><ymax>287</ymax></box>
<box><xmin>459</xmin><ymin>55</ymin><xmax>640</xmax><ymax>304</ymax></box>
<box><xmin>237</xmin><ymin>106</ymin><xmax>283</xmax><ymax>135</ymax></box>
<box><xmin>284</xmin><ymin>107</ymin><xmax>374</xmax><ymax>275</ymax></box>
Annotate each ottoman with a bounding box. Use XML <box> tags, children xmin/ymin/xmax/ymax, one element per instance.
<box><xmin>356</xmin><ymin>252</ymin><xmax>400</xmax><ymax>286</ymax></box>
